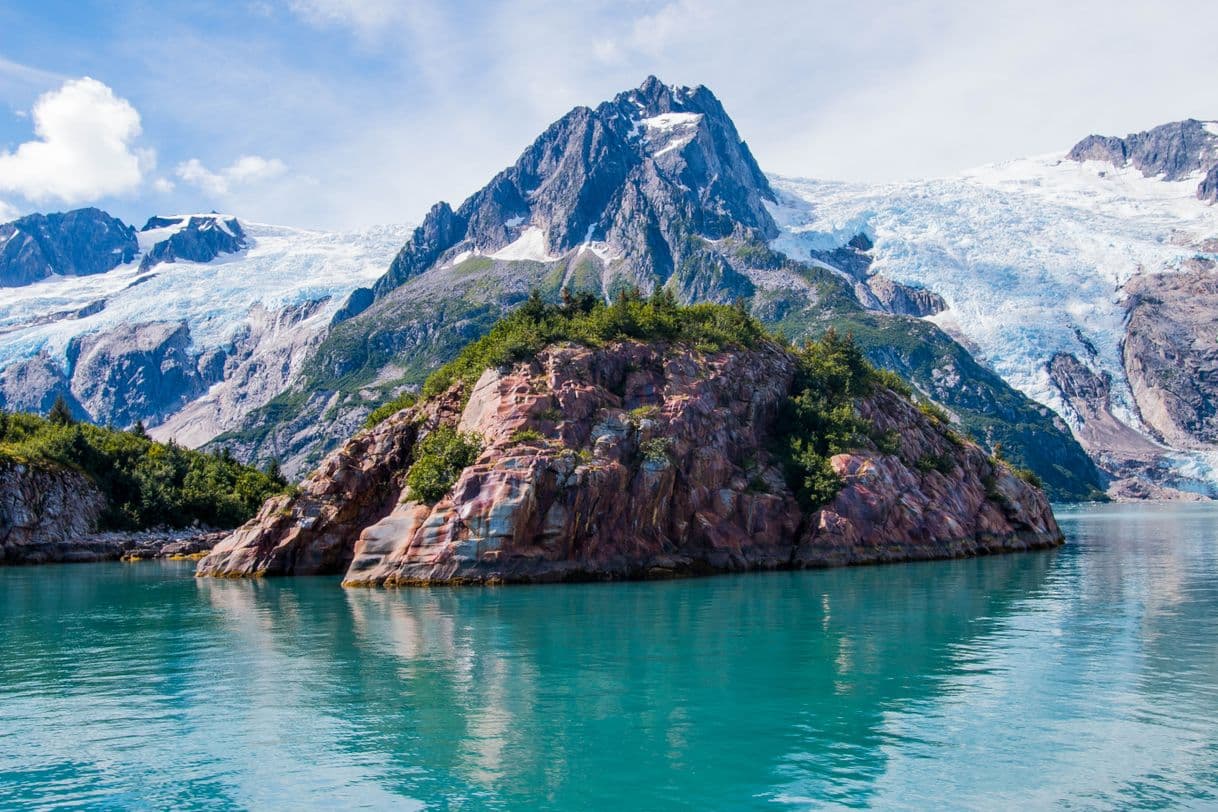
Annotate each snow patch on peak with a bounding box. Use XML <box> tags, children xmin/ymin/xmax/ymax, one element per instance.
<box><xmin>137</xmin><ymin>219</ymin><xmax>189</xmax><ymax>252</ymax></box>
<box><xmin>504</xmin><ymin>215</ymin><xmax>525</xmax><ymax>229</ymax></box>
<box><xmin>1204</xmin><ymin>121</ymin><xmax>1218</xmax><ymax>137</ymax></box>
<box><xmin>638</xmin><ymin>112</ymin><xmax>702</xmax><ymax>159</ymax></box>
<box><xmin>489</xmin><ymin>226</ymin><xmax>557</xmax><ymax>262</ymax></box>
<box><xmin>640</xmin><ymin>112</ymin><xmax>702</xmax><ymax>132</ymax></box>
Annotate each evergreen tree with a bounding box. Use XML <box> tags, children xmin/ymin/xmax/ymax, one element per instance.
<box><xmin>130</xmin><ymin>420</ymin><xmax>149</xmax><ymax>440</ymax></box>
<box><xmin>263</xmin><ymin>457</ymin><xmax>287</xmax><ymax>487</ymax></box>
<box><xmin>48</xmin><ymin>394</ymin><xmax>74</xmax><ymax>426</ymax></box>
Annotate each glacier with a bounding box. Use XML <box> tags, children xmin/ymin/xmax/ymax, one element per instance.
<box><xmin>770</xmin><ymin>154</ymin><xmax>1218</xmax><ymax>494</ymax></box>
<box><xmin>0</xmin><ymin>219</ymin><xmax>411</xmax><ymax>370</ymax></box>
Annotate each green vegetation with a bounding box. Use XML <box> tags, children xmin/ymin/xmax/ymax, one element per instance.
<box><xmin>916</xmin><ymin>452</ymin><xmax>956</xmax><ymax>475</ymax></box>
<box><xmin>421</xmin><ymin>288</ymin><xmax>768</xmax><ymax>401</ymax></box>
<box><xmin>405</xmin><ymin>425</ymin><xmax>483</xmax><ymax>504</ymax></box>
<box><xmin>509</xmin><ymin>428</ymin><xmax>546</xmax><ymax>445</ymax></box>
<box><xmin>826</xmin><ymin>311</ymin><xmax>1106</xmax><ymax>502</ymax></box>
<box><xmin>916</xmin><ymin>399</ymin><xmax>952</xmax><ymax>425</ymax></box>
<box><xmin>1014</xmin><ymin>466</ymin><xmax>1043</xmax><ymax>488</ymax></box>
<box><xmin>773</xmin><ymin>327</ymin><xmax>892</xmax><ymax>510</ymax></box>
<box><xmin>640</xmin><ymin>437</ymin><xmax>672</xmax><ymax>463</ymax></box>
<box><xmin>0</xmin><ymin>410</ymin><xmax>289</xmax><ymax>530</ymax></box>
<box><xmin>364</xmin><ymin>391</ymin><xmax>417</xmax><ymax>429</ymax></box>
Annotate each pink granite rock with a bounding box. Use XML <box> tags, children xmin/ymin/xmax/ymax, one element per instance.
<box><xmin>196</xmin><ymin>341</ymin><xmax>1062</xmax><ymax>584</ymax></box>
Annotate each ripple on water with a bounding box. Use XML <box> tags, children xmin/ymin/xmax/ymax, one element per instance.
<box><xmin>2</xmin><ymin>508</ymin><xmax>1218</xmax><ymax>809</ymax></box>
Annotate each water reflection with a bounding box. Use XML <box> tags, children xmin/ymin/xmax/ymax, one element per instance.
<box><xmin>2</xmin><ymin>505</ymin><xmax>1217</xmax><ymax>809</ymax></box>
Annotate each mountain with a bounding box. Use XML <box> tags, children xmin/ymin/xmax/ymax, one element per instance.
<box><xmin>216</xmin><ymin>77</ymin><xmax>1099</xmax><ymax>500</ymax></box>
<box><xmin>1067</xmin><ymin>118</ymin><xmax>1218</xmax><ymax>202</ymax></box>
<box><xmin>774</xmin><ymin>118</ymin><xmax>1218</xmax><ymax>497</ymax></box>
<box><xmin>0</xmin><ymin>210</ymin><xmax>410</xmax><ymax>439</ymax></box>
<box><xmin>0</xmin><ymin>208</ymin><xmax>136</xmax><ymax>287</ymax></box>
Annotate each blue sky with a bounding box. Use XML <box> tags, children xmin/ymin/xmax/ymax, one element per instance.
<box><xmin>1</xmin><ymin>0</ymin><xmax>1216</xmax><ymax>230</ymax></box>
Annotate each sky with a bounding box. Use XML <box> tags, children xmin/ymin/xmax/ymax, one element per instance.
<box><xmin>1</xmin><ymin>0</ymin><xmax>1216</xmax><ymax>231</ymax></box>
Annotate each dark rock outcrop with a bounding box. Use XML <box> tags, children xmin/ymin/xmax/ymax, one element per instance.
<box><xmin>865</xmin><ymin>276</ymin><xmax>947</xmax><ymax>317</ymax></box>
<box><xmin>0</xmin><ymin>208</ymin><xmax>137</xmax><ymax>287</ymax></box>
<box><xmin>1200</xmin><ymin>166</ymin><xmax>1218</xmax><ymax>204</ymax></box>
<box><xmin>139</xmin><ymin>215</ymin><xmax>246</xmax><ymax>270</ymax></box>
<box><xmin>1067</xmin><ymin>119</ymin><xmax>1218</xmax><ymax>202</ymax></box>
<box><xmin>198</xmin><ymin>342</ymin><xmax>1061</xmax><ymax>584</ymax></box>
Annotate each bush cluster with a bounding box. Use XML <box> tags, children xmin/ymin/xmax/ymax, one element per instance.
<box><xmin>405</xmin><ymin>425</ymin><xmax>483</xmax><ymax>504</ymax></box>
<box><xmin>773</xmin><ymin>328</ymin><xmax>891</xmax><ymax>509</ymax></box>
<box><xmin>0</xmin><ymin>406</ymin><xmax>288</xmax><ymax>530</ymax></box>
<box><xmin>364</xmin><ymin>391</ymin><xmax>417</xmax><ymax>429</ymax></box>
<box><xmin>420</xmin><ymin>288</ymin><xmax>767</xmax><ymax>400</ymax></box>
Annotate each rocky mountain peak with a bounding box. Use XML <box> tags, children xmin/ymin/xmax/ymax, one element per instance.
<box><xmin>1068</xmin><ymin>118</ymin><xmax>1218</xmax><ymax>202</ymax></box>
<box><xmin>0</xmin><ymin>207</ymin><xmax>137</xmax><ymax>288</ymax></box>
<box><xmin>354</xmin><ymin>77</ymin><xmax>777</xmax><ymax>313</ymax></box>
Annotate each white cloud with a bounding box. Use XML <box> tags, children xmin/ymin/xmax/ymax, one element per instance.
<box><xmin>0</xmin><ymin>77</ymin><xmax>149</xmax><ymax>205</ymax></box>
<box><xmin>0</xmin><ymin>200</ymin><xmax>18</xmax><ymax>222</ymax></box>
<box><xmin>175</xmin><ymin>155</ymin><xmax>287</xmax><ymax>196</ymax></box>
<box><xmin>153</xmin><ymin>177</ymin><xmax>175</xmax><ymax>193</ymax></box>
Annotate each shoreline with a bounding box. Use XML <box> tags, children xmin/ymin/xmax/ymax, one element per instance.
<box><xmin>1</xmin><ymin>528</ymin><xmax>227</xmax><ymax>566</ymax></box>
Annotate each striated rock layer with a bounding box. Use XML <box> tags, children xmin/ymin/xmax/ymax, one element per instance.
<box><xmin>0</xmin><ymin>460</ymin><xmax>105</xmax><ymax>561</ymax></box>
<box><xmin>197</xmin><ymin>342</ymin><xmax>1062</xmax><ymax>585</ymax></box>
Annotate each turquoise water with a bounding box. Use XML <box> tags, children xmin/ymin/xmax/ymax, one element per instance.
<box><xmin>2</xmin><ymin>504</ymin><xmax>1217</xmax><ymax>810</ymax></box>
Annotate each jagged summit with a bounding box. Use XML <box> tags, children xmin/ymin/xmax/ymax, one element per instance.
<box><xmin>0</xmin><ymin>208</ymin><xmax>137</xmax><ymax>287</ymax></box>
<box><xmin>360</xmin><ymin>76</ymin><xmax>776</xmax><ymax>307</ymax></box>
<box><xmin>1068</xmin><ymin>118</ymin><xmax>1218</xmax><ymax>202</ymax></box>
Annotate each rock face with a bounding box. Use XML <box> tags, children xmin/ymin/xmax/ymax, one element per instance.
<box><xmin>0</xmin><ymin>208</ymin><xmax>137</xmax><ymax>287</ymax></box>
<box><xmin>1200</xmin><ymin>166</ymin><xmax>1218</xmax><ymax>204</ymax></box>
<box><xmin>1122</xmin><ymin>267</ymin><xmax>1218</xmax><ymax>448</ymax></box>
<box><xmin>0</xmin><ymin>460</ymin><xmax>105</xmax><ymax>561</ymax></box>
<box><xmin>67</xmin><ymin>321</ymin><xmax>222</xmax><ymax>428</ymax></box>
<box><xmin>860</xmin><ymin>275</ymin><xmax>946</xmax><ymax>317</ymax></box>
<box><xmin>1068</xmin><ymin>119</ymin><xmax>1218</xmax><ymax>202</ymax></box>
<box><xmin>138</xmin><ymin>215</ymin><xmax>246</xmax><ymax>270</ymax></box>
<box><xmin>198</xmin><ymin>342</ymin><xmax>1061</xmax><ymax>585</ymax></box>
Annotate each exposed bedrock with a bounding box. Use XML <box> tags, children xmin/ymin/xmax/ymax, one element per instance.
<box><xmin>198</xmin><ymin>342</ymin><xmax>1061</xmax><ymax>585</ymax></box>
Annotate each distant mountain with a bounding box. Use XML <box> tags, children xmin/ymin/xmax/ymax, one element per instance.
<box><xmin>0</xmin><ymin>208</ymin><xmax>136</xmax><ymax>287</ymax></box>
<box><xmin>138</xmin><ymin>214</ymin><xmax>247</xmax><ymax>269</ymax></box>
<box><xmin>1067</xmin><ymin>118</ymin><xmax>1218</xmax><ymax>202</ymax></box>
<box><xmin>0</xmin><ymin>209</ymin><xmax>409</xmax><ymax>439</ymax></box>
<box><xmin>339</xmin><ymin>75</ymin><xmax>779</xmax><ymax>318</ymax></box>
<box><xmin>215</xmin><ymin>77</ymin><xmax>1100</xmax><ymax>501</ymax></box>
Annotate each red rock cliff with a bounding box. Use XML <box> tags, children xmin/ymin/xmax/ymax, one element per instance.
<box><xmin>196</xmin><ymin>341</ymin><xmax>1062</xmax><ymax>584</ymax></box>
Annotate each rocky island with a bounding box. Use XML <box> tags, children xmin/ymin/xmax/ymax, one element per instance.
<box><xmin>197</xmin><ymin>294</ymin><xmax>1061</xmax><ymax>585</ymax></box>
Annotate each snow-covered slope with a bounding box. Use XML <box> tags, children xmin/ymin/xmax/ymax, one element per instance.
<box><xmin>772</xmin><ymin>144</ymin><xmax>1218</xmax><ymax>497</ymax></box>
<box><xmin>0</xmin><ymin>215</ymin><xmax>411</xmax><ymax>444</ymax></box>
